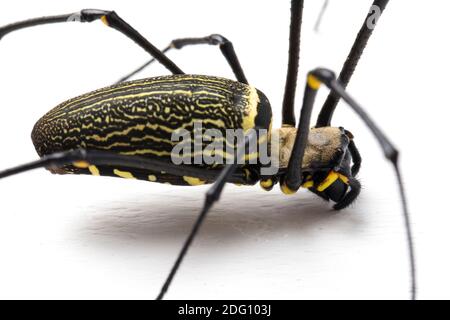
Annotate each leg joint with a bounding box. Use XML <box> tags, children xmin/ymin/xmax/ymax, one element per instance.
<box><xmin>310</xmin><ymin>68</ymin><xmax>337</xmax><ymax>87</ymax></box>
<box><xmin>171</xmin><ymin>34</ymin><xmax>230</xmax><ymax>49</ymax></box>
<box><xmin>79</xmin><ymin>9</ymin><xmax>113</xmax><ymax>23</ymax></box>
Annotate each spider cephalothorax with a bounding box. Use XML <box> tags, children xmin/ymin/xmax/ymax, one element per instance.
<box><xmin>259</xmin><ymin>126</ymin><xmax>360</xmax><ymax>209</ymax></box>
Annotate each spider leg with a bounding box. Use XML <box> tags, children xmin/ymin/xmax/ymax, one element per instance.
<box><xmin>288</xmin><ymin>67</ymin><xmax>416</xmax><ymax>300</ymax></box>
<box><xmin>316</xmin><ymin>0</ymin><xmax>390</xmax><ymax>127</ymax></box>
<box><xmin>333</xmin><ymin>176</ymin><xmax>361</xmax><ymax>210</ymax></box>
<box><xmin>156</xmin><ymin>129</ymin><xmax>258</xmax><ymax>300</ymax></box>
<box><xmin>348</xmin><ymin>140</ymin><xmax>362</xmax><ymax>176</ymax></box>
<box><xmin>116</xmin><ymin>34</ymin><xmax>248</xmax><ymax>84</ymax></box>
<box><xmin>283</xmin><ymin>71</ymin><xmax>319</xmax><ymax>192</ymax></box>
<box><xmin>282</xmin><ymin>0</ymin><xmax>304</xmax><ymax>127</ymax></box>
<box><xmin>0</xmin><ymin>9</ymin><xmax>183</xmax><ymax>74</ymax></box>
<box><xmin>0</xmin><ymin>149</ymin><xmax>250</xmax><ymax>184</ymax></box>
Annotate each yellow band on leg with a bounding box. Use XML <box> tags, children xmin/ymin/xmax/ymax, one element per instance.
<box><xmin>317</xmin><ymin>171</ymin><xmax>351</xmax><ymax>192</ymax></box>
<box><xmin>260</xmin><ymin>179</ymin><xmax>274</xmax><ymax>191</ymax></box>
<box><xmin>101</xmin><ymin>15</ymin><xmax>109</xmax><ymax>26</ymax></box>
<box><xmin>338</xmin><ymin>174</ymin><xmax>350</xmax><ymax>185</ymax></box>
<box><xmin>302</xmin><ymin>180</ymin><xmax>314</xmax><ymax>189</ymax></box>
<box><xmin>281</xmin><ymin>183</ymin><xmax>297</xmax><ymax>195</ymax></box>
<box><xmin>307</xmin><ymin>74</ymin><xmax>322</xmax><ymax>90</ymax></box>
<box><xmin>317</xmin><ymin>171</ymin><xmax>339</xmax><ymax>192</ymax></box>
<box><xmin>301</xmin><ymin>175</ymin><xmax>314</xmax><ymax>188</ymax></box>
<box><xmin>73</xmin><ymin>161</ymin><xmax>90</xmax><ymax>169</ymax></box>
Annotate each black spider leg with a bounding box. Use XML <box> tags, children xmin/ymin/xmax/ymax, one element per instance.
<box><xmin>314</xmin><ymin>0</ymin><xmax>329</xmax><ymax>32</ymax></box>
<box><xmin>306</xmin><ymin>171</ymin><xmax>361</xmax><ymax>211</ymax></box>
<box><xmin>282</xmin><ymin>0</ymin><xmax>304</xmax><ymax>127</ymax></box>
<box><xmin>333</xmin><ymin>177</ymin><xmax>361</xmax><ymax>210</ymax></box>
<box><xmin>117</xmin><ymin>34</ymin><xmax>248</xmax><ymax>84</ymax></box>
<box><xmin>316</xmin><ymin>0</ymin><xmax>390</xmax><ymax>127</ymax></box>
<box><xmin>156</xmin><ymin>129</ymin><xmax>258</xmax><ymax>300</ymax></box>
<box><xmin>0</xmin><ymin>149</ymin><xmax>250</xmax><ymax>184</ymax></box>
<box><xmin>0</xmin><ymin>9</ymin><xmax>183</xmax><ymax>74</ymax></box>
<box><xmin>348</xmin><ymin>140</ymin><xmax>362</xmax><ymax>176</ymax></box>
<box><xmin>287</xmin><ymin>68</ymin><xmax>416</xmax><ymax>300</ymax></box>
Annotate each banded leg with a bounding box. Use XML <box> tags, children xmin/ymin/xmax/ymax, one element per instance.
<box><xmin>0</xmin><ymin>9</ymin><xmax>183</xmax><ymax>74</ymax></box>
<box><xmin>116</xmin><ymin>34</ymin><xmax>248</xmax><ymax>84</ymax></box>
<box><xmin>285</xmin><ymin>67</ymin><xmax>416</xmax><ymax>300</ymax></box>
<box><xmin>156</xmin><ymin>129</ymin><xmax>258</xmax><ymax>300</ymax></box>
<box><xmin>316</xmin><ymin>0</ymin><xmax>390</xmax><ymax>127</ymax></box>
<box><xmin>0</xmin><ymin>149</ymin><xmax>251</xmax><ymax>184</ymax></box>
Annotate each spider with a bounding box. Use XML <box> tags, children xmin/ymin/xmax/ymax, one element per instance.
<box><xmin>0</xmin><ymin>0</ymin><xmax>416</xmax><ymax>300</ymax></box>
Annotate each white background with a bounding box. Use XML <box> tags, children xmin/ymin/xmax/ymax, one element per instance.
<box><xmin>0</xmin><ymin>0</ymin><xmax>448</xmax><ymax>300</ymax></box>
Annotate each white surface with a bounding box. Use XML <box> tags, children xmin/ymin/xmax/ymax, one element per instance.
<box><xmin>0</xmin><ymin>0</ymin><xmax>448</xmax><ymax>300</ymax></box>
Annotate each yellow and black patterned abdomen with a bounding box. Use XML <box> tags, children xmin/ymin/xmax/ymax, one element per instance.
<box><xmin>31</xmin><ymin>75</ymin><xmax>272</xmax><ymax>185</ymax></box>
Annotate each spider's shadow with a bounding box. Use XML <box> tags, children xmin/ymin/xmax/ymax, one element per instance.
<box><xmin>76</xmin><ymin>187</ymin><xmax>365</xmax><ymax>252</ymax></box>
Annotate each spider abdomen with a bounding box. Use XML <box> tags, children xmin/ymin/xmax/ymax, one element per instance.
<box><xmin>31</xmin><ymin>74</ymin><xmax>271</xmax><ymax>184</ymax></box>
